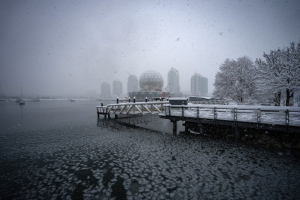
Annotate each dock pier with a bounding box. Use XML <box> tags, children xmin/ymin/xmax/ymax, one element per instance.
<box><xmin>159</xmin><ymin>104</ymin><xmax>300</xmax><ymax>137</ymax></box>
<box><xmin>97</xmin><ymin>106</ymin><xmax>110</xmax><ymax>119</ymax></box>
<box><xmin>97</xmin><ymin>101</ymin><xmax>168</xmax><ymax>119</ymax></box>
<box><xmin>97</xmin><ymin>102</ymin><xmax>300</xmax><ymax>138</ymax></box>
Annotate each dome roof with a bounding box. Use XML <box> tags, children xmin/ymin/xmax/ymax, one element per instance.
<box><xmin>139</xmin><ymin>70</ymin><xmax>164</xmax><ymax>91</ymax></box>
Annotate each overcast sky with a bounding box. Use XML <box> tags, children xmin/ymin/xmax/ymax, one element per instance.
<box><xmin>1</xmin><ymin>0</ymin><xmax>300</xmax><ymax>97</ymax></box>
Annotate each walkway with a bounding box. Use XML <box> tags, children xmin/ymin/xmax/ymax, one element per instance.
<box><xmin>97</xmin><ymin>101</ymin><xmax>169</xmax><ymax>118</ymax></box>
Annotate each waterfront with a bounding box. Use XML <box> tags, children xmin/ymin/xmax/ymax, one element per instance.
<box><xmin>0</xmin><ymin>100</ymin><xmax>300</xmax><ymax>199</ymax></box>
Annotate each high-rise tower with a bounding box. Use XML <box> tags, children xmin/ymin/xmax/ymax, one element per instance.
<box><xmin>167</xmin><ymin>68</ymin><xmax>180</xmax><ymax>93</ymax></box>
<box><xmin>101</xmin><ymin>82</ymin><xmax>111</xmax><ymax>98</ymax></box>
<box><xmin>112</xmin><ymin>79</ymin><xmax>123</xmax><ymax>96</ymax></box>
<box><xmin>127</xmin><ymin>75</ymin><xmax>138</xmax><ymax>94</ymax></box>
<box><xmin>191</xmin><ymin>73</ymin><xmax>208</xmax><ymax>96</ymax></box>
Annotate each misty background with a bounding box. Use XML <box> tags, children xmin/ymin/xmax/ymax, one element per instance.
<box><xmin>1</xmin><ymin>0</ymin><xmax>300</xmax><ymax>97</ymax></box>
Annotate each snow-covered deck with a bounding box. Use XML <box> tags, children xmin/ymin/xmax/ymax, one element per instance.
<box><xmin>97</xmin><ymin>101</ymin><xmax>169</xmax><ymax>118</ymax></box>
<box><xmin>161</xmin><ymin>104</ymin><xmax>300</xmax><ymax>127</ymax></box>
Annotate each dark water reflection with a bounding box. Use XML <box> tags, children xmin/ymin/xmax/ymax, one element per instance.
<box><xmin>0</xmin><ymin>100</ymin><xmax>300</xmax><ymax>199</ymax></box>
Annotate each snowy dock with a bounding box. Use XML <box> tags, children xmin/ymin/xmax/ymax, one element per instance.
<box><xmin>159</xmin><ymin>104</ymin><xmax>300</xmax><ymax>135</ymax></box>
<box><xmin>97</xmin><ymin>101</ymin><xmax>169</xmax><ymax>119</ymax></box>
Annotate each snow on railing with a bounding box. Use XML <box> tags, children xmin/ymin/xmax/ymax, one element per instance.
<box><xmin>97</xmin><ymin>101</ymin><xmax>169</xmax><ymax>115</ymax></box>
<box><xmin>163</xmin><ymin>104</ymin><xmax>300</xmax><ymax>126</ymax></box>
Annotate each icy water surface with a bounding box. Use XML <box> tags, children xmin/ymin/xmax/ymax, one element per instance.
<box><xmin>0</xmin><ymin>100</ymin><xmax>300</xmax><ymax>199</ymax></box>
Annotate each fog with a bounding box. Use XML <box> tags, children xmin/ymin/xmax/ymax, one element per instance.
<box><xmin>1</xmin><ymin>0</ymin><xmax>299</xmax><ymax>97</ymax></box>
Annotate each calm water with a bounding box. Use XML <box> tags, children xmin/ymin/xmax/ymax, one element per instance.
<box><xmin>0</xmin><ymin>100</ymin><xmax>299</xmax><ymax>199</ymax></box>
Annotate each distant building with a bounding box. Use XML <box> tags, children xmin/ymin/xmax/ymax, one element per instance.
<box><xmin>127</xmin><ymin>75</ymin><xmax>139</xmax><ymax>95</ymax></box>
<box><xmin>128</xmin><ymin>70</ymin><xmax>168</xmax><ymax>99</ymax></box>
<box><xmin>167</xmin><ymin>67</ymin><xmax>180</xmax><ymax>93</ymax></box>
<box><xmin>101</xmin><ymin>82</ymin><xmax>111</xmax><ymax>98</ymax></box>
<box><xmin>191</xmin><ymin>73</ymin><xmax>208</xmax><ymax>96</ymax></box>
<box><xmin>139</xmin><ymin>70</ymin><xmax>163</xmax><ymax>91</ymax></box>
<box><xmin>112</xmin><ymin>79</ymin><xmax>123</xmax><ymax>96</ymax></box>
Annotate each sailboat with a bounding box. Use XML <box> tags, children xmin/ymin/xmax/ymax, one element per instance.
<box><xmin>18</xmin><ymin>87</ymin><xmax>25</xmax><ymax>105</ymax></box>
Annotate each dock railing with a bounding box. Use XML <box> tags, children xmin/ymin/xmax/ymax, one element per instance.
<box><xmin>162</xmin><ymin>104</ymin><xmax>300</xmax><ymax>128</ymax></box>
<box><xmin>97</xmin><ymin>101</ymin><xmax>169</xmax><ymax>118</ymax></box>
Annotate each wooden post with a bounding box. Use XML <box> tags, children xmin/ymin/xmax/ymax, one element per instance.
<box><xmin>198</xmin><ymin>123</ymin><xmax>204</xmax><ymax>134</ymax></box>
<box><xmin>214</xmin><ymin>107</ymin><xmax>217</xmax><ymax>125</ymax></box>
<box><xmin>234</xmin><ymin>108</ymin><xmax>239</xmax><ymax>139</ymax></box>
<box><xmin>185</xmin><ymin>124</ymin><xmax>188</xmax><ymax>133</ymax></box>
<box><xmin>257</xmin><ymin>108</ymin><xmax>261</xmax><ymax>129</ymax></box>
<box><xmin>173</xmin><ymin>120</ymin><xmax>177</xmax><ymax>133</ymax></box>
<box><xmin>235</xmin><ymin>128</ymin><xmax>239</xmax><ymax>139</ymax></box>
<box><xmin>285</xmin><ymin>109</ymin><xmax>289</xmax><ymax>134</ymax></box>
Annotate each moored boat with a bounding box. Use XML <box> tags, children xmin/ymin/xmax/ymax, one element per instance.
<box><xmin>19</xmin><ymin>100</ymin><xmax>25</xmax><ymax>105</ymax></box>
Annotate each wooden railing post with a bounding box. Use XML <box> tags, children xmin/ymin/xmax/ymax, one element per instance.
<box><xmin>233</xmin><ymin>108</ymin><xmax>237</xmax><ymax>122</ymax></box>
<box><xmin>257</xmin><ymin>108</ymin><xmax>261</xmax><ymax>129</ymax></box>
<box><xmin>285</xmin><ymin>109</ymin><xmax>289</xmax><ymax>134</ymax></box>
<box><xmin>234</xmin><ymin>108</ymin><xmax>239</xmax><ymax>139</ymax></box>
<box><xmin>214</xmin><ymin>107</ymin><xmax>217</xmax><ymax>125</ymax></box>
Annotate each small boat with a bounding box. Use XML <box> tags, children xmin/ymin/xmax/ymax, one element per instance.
<box><xmin>69</xmin><ymin>99</ymin><xmax>75</xmax><ymax>102</ymax></box>
<box><xmin>16</xmin><ymin>98</ymin><xmax>22</xmax><ymax>103</ymax></box>
<box><xmin>17</xmin><ymin>87</ymin><xmax>25</xmax><ymax>104</ymax></box>
<box><xmin>19</xmin><ymin>100</ymin><xmax>25</xmax><ymax>105</ymax></box>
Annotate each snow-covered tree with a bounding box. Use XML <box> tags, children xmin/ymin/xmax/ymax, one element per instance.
<box><xmin>213</xmin><ymin>56</ymin><xmax>257</xmax><ymax>103</ymax></box>
<box><xmin>255</xmin><ymin>41</ymin><xmax>300</xmax><ymax>106</ymax></box>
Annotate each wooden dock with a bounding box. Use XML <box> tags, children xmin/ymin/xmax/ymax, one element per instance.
<box><xmin>97</xmin><ymin>102</ymin><xmax>300</xmax><ymax>137</ymax></box>
<box><xmin>159</xmin><ymin>104</ymin><xmax>300</xmax><ymax>136</ymax></box>
<box><xmin>96</xmin><ymin>101</ymin><xmax>169</xmax><ymax>119</ymax></box>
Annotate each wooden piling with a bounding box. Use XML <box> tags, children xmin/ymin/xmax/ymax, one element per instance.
<box><xmin>173</xmin><ymin>120</ymin><xmax>177</xmax><ymax>133</ymax></box>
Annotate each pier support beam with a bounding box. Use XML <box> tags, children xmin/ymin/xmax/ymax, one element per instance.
<box><xmin>172</xmin><ymin>120</ymin><xmax>177</xmax><ymax>134</ymax></box>
<box><xmin>185</xmin><ymin>125</ymin><xmax>188</xmax><ymax>133</ymax></box>
<box><xmin>235</xmin><ymin>127</ymin><xmax>240</xmax><ymax>139</ymax></box>
<box><xmin>198</xmin><ymin>123</ymin><xmax>204</xmax><ymax>134</ymax></box>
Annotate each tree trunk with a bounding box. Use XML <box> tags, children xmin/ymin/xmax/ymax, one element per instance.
<box><xmin>274</xmin><ymin>91</ymin><xmax>281</xmax><ymax>106</ymax></box>
<box><xmin>285</xmin><ymin>88</ymin><xmax>290</xmax><ymax>106</ymax></box>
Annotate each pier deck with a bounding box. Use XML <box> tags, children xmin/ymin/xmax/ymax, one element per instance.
<box><xmin>97</xmin><ymin>101</ymin><xmax>169</xmax><ymax>118</ymax></box>
<box><xmin>159</xmin><ymin>104</ymin><xmax>300</xmax><ymax>134</ymax></box>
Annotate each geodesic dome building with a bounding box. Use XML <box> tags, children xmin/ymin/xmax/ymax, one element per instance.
<box><xmin>139</xmin><ymin>70</ymin><xmax>164</xmax><ymax>91</ymax></box>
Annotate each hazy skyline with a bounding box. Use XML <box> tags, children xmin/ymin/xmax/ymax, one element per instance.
<box><xmin>1</xmin><ymin>0</ymin><xmax>300</xmax><ymax>96</ymax></box>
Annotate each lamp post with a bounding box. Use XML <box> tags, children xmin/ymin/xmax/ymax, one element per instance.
<box><xmin>117</xmin><ymin>97</ymin><xmax>119</xmax><ymax>104</ymax></box>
